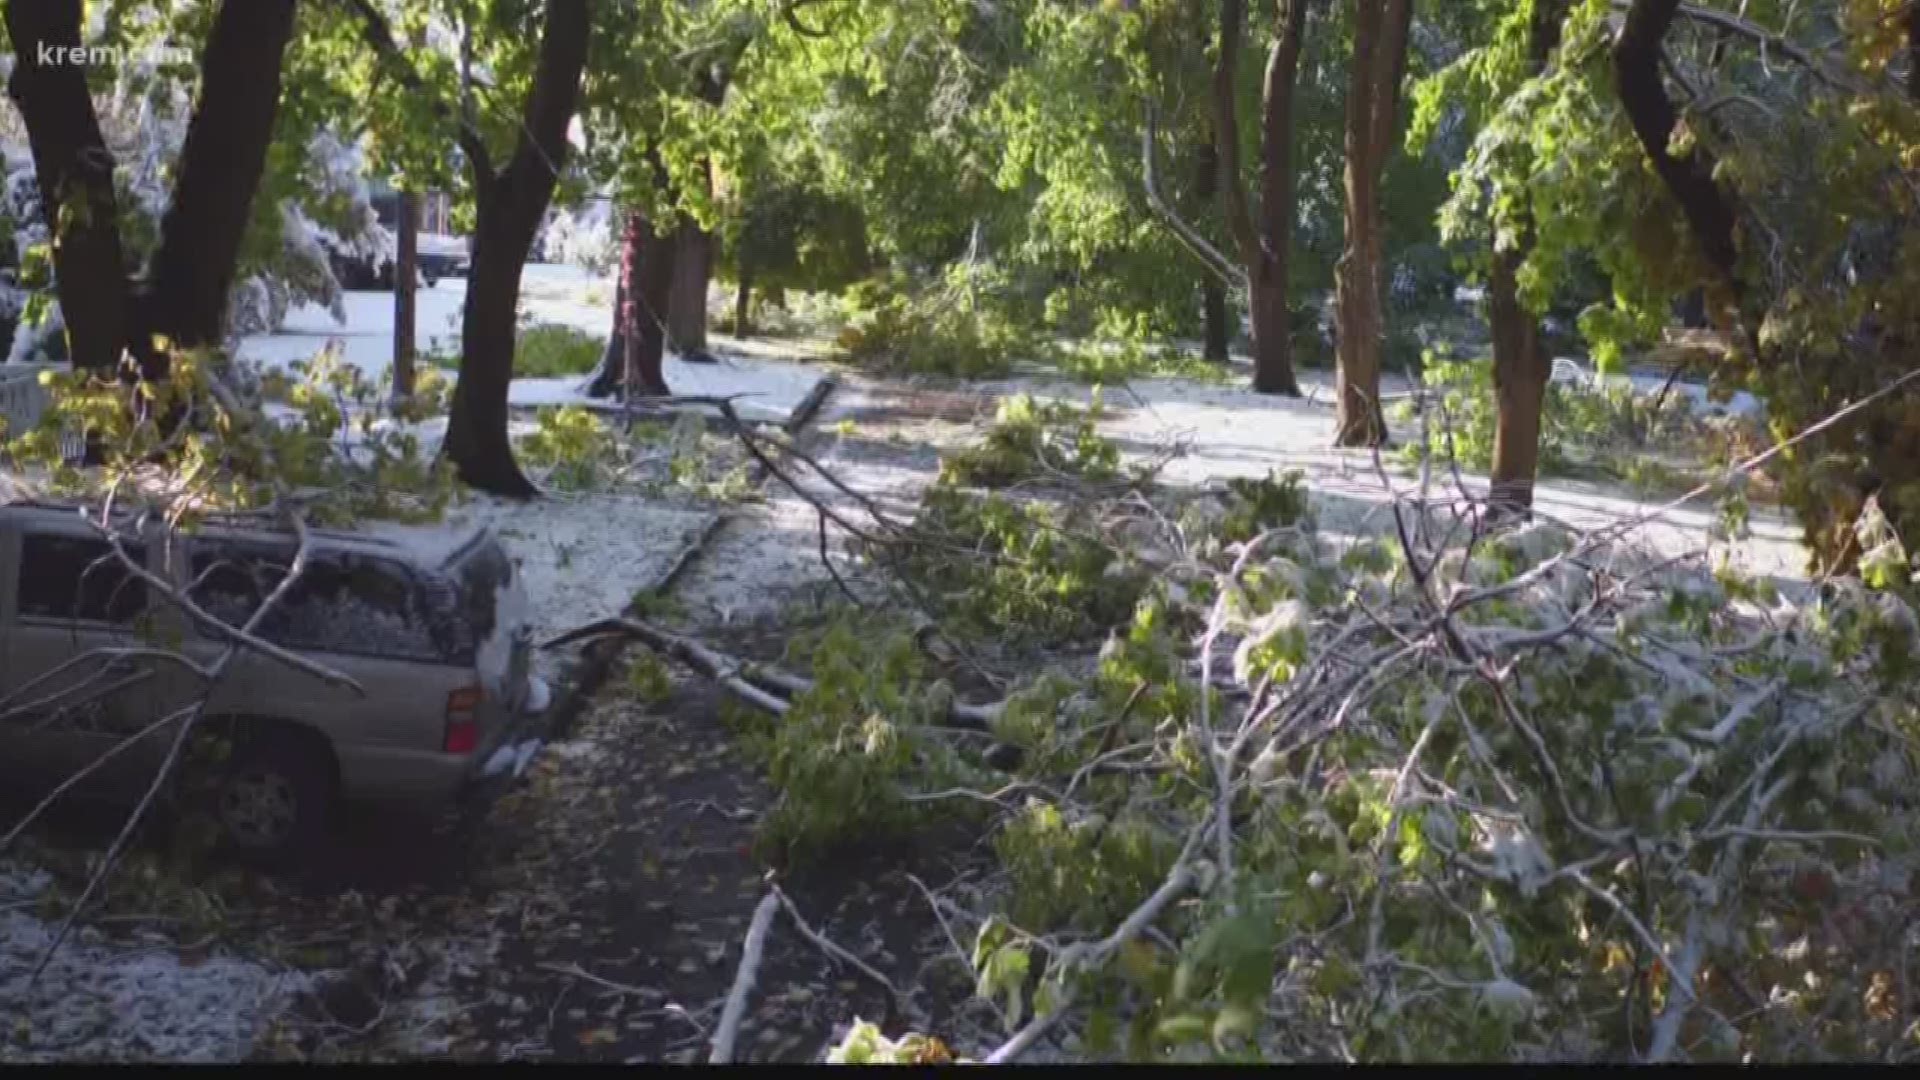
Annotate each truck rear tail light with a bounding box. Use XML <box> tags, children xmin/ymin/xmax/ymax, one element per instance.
<box><xmin>444</xmin><ymin>686</ymin><xmax>482</xmax><ymax>754</ymax></box>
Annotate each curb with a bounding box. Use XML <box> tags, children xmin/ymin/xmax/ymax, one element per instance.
<box><xmin>536</xmin><ymin>375</ymin><xmax>839</xmax><ymax>744</ymax></box>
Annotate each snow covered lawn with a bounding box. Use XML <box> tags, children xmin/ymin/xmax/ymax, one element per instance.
<box><xmin>1</xmin><ymin>866</ymin><xmax>308</xmax><ymax>1063</ymax></box>
<box><xmin>987</xmin><ymin>366</ymin><xmax>1809</xmax><ymax>581</ymax></box>
<box><xmin>233</xmin><ymin>264</ymin><xmax>827</xmax><ymax>426</ymax></box>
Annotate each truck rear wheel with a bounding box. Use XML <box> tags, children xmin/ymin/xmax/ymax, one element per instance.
<box><xmin>212</xmin><ymin>731</ymin><xmax>336</xmax><ymax>866</ymax></box>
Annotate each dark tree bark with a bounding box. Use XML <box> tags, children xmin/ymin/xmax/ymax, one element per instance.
<box><xmin>1611</xmin><ymin>0</ymin><xmax>1748</xmax><ymax>335</ymax></box>
<box><xmin>667</xmin><ymin>208</ymin><xmax>717</xmax><ymax>362</ymax></box>
<box><xmin>1487</xmin><ymin>0</ymin><xmax>1566</xmax><ymax>515</ymax></box>
<box><xmin>1910</xmin><ymin>1</ymin><xmax>1919</xmax><ymax>103</ymax></box>
<box><xmin>584</xmin><ymin>188</ymin><xmax>676</xmax><ymax>401</ymax></box>
<box><xmin>1252</xmin><ymin>0</ymin><xmax>1310</xmax><ymax>395</ymax></box>
<box><xmin>128</xmin><ymin>0</ymin><xmax>297</xmax><ymax>379</ymax></box>
<box><xmin>392</xmin><ymin>190</ymin><xmax>419</xmax><ymax>406</ymax></box>
<box><xmin>445</xmin><ymin>0</ymin><xmax>591</xmax><ymax>498</ymax></box>
<box><xmin>1214</xmin><ymin>0</ymin><xmax>1307</xmax><ymax>396</ymax></box>
<box><xmin>662</xmin><ymin>47</ymin><xmax>741</xmax><ymax>364</ymax></box>
<box><xmin>1215</xmin><ymin>1</ymin><xmax>1255</xmax><ymax>266</ymax></box>
<box><xmin>4</xmin><ymin>0</ymin><xmax>129</xmax><ymax>373</ymax></box>
<box><xmin>586</xmin><ymin>264</ymin><xmax>627</xmax><ymax>399</ymax></box>
<box><xmin>733</xmin><ymin>255</ymin><xmax>754</xmax><ymax>337</ymax></box>
<box><xmin>626</xmin><ymin>211</ymin><xmax>678</xmax><ymax>398</ymax></box>
<box><xmin>1194</xmin><ymin>135</ymin><xmax>1231</xmax><ymax>363</ymax></box>
<box><xmin>591</xmin><ymin>211</ymin><xmax>646</xmax><ymax>397</ymax></box>
<box><xmin>1487</xmin><ymin>255</ymin><xmax>1547</xmax><ymax>511</ymax></box>
<box><xmin>1333</xmin><ymin>0</ymin><xmax>1412</xmax><ymax>447</ymax></box>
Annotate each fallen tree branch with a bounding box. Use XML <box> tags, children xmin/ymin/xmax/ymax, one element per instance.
<box><xmin>536</xmin><ymin>961</ymin><xmax>665</xmax><ymax>1000</ymax></box>
<box><xmin>1609</xmin><ymin>0</ymin><xmax>1870</xmax><ymax>94</ymax></box>
<box><xmin>0</xmin><ymin>646</ymin><xmax>204</xmax><ymax>722</ymax></box>
<box><xmin>710</xmin><ymin>890</ymin><xmax>782</xmax><ymax>1064</ymax></box>
<box><xmin>25</xmin><ymin>503</ymin><xmax>320</xmax><ymax>983</ymax></box>
<box><xmin>544</xmin><ymin>616</ymin><xmax>1003</xmax><ymax>733</ymax></box>
<box><xmin>983</xmin><ymin>833</ymin><xmax>1201</xmax><ymax>1064</ymax></box>
<box><xmin>545</xmin><ymin>616</ymin><xmax>790</xmax><ymax>716</ymax></box>
<box><xmin>771</xmin><ymin>886</ymin><xmax>906</xmax><ymax>1007</ymax></box>
<box><xmin>87</xmin><ymin>516</ymin><xmax>366</xmax><ymax>696</ymax></box>
<box><xmin>1142</xmin><ymin>103</ymin><xmax>1247</xmax><ymax>292</ymax></box>
<box><xmin>0</xmin><ymin>704</ymin><xmax>196</xmax><ymax>853</ymax></box>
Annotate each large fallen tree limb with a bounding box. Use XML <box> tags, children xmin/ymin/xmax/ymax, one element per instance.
<box><xmin>984</xmin><ymin>828</ymin><xmax>1203</xmax><ymax>1064</ymax></box>
<box><xmin>707</xmin><ymin>882</ymin><xmax>909</xmax><ymax>1064</ymax></box>
<box><xmin>1142</xmin><ymin>104</ymin><xmax>1248</xmax><ymax>293</ymax></box>
<box><xmin>544</xmin><ymin>616</ymin><xmax>1004</xmax><ymax>733</ymax></box>
<box><xmin>709</xmin><ymin>890</ymin><xmax>781</xmax><ymax>1064</ymax></box>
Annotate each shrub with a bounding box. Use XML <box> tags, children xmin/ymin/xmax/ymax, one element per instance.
<box><xmin>515</xmin><ymin>405</ymin><xmax>617</xmax><ymax>490</ymax></box>
<box><xmin>834</xmin><ymin>267</ymin><xmax>1052</xmax><ymax>380</ymax></box>
<box><xmin>940</xmin><ymin>393</ymin><xmax>1122</xmax><ymax>488</ymax></box>
<box><xmin>514</xmin><ymin>323</ymin><xmax>604</xmax><ymax>378</ymax></box>
<box><xmin>1394</xmin><ymin>349</ymin><xmax>1716</xmax><ymax>489</ymax></box>
<box><xmin>1049</xmin><ymin>339</ymin><xmax>1230</xmax><ymax>386</ymax></box>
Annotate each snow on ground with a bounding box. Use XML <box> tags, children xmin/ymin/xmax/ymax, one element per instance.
<box><xmin>507</xmin><ymin>353</ymin><xmax>825</xmax><ymax>425</ymax></box>
<box><xmin>233</xmin><ymin>265</ymin><xmax>826</xmax><ymax>425</ymax></box>
<box><xmin>672</xmin><ymin>379</ymin><xmax>988</xmax><ymax>629</ymax></box>
<box><xmin>986</xmin><ymin>364</ymin><xmax>1811</xmax><ymax>581</ymax></box>
<box><xmin>456</xmin><ymin>492</ymin><xmax>718</xmax><ymax>683</ymax></box>
<box><xmin>1608</xmin><ymin>371</ymin><xmax>1760</xmax><ymax>418</ymax></box>
<box><xmin>1</xmin><ymin>864</ymin><xmax>308</xmax><ymax>1063</ymax></box>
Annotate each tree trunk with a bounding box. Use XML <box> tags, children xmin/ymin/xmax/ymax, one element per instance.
<box><xmin>1487</xmin><ymin>0</ymin><xmax>1565</xmax><ymax>515</ymax></box>
<box><xmin>733</xmin><ymin>257</ymin><xmax>754</xmax><ymax>338</ymax></box>
<box><xmin>1251</xmin><ymin>0</ymin><xmax>1309</xmax><ymax>396</ymax></box>
<box><xmin>667</xmin><ymin>157</ymin><xmax>718</xmax><ymax>362</ymax></box>
<box><xmin>586</xmin><ymin>267</ymin><xmax>627</xmax><ymax>399</ymax></box>
<box><xmin>449</xmin><ymin>193</ymin><xmax>532</xmax><ymax>495</ymax></box>
<box><xmin>583</xmin><ymin>203</ymin><xmax>631</xmax><ymax>399</ymax></box>
<box><xmin>1910</xmin><ymin>1</ymin><xmax>1919</xmax><ymax>103</ymax></box>
<box><xmin>445</xmin><ymin>0</ymin><xmax>591</xmax><ymax>498</ymax></box>
<box><xmin>583</xmin><ymin>204</ymin><xmax>674</xmax><ymax>399</ymax></box>
<box><xmin>128</xmin><ymin>0</ymin><xmax>297</xmax><ymax>379</ymax></box>
<box><xmin>734</xmin><ymin>256</ymin><xmax>754</xmax><ymax>337</ymax></box>
<box><xmin>614</xmin><ymin>209</ymin><xmax>646</xmax><ymax>395</ymax></box>
<box><xmin>1488</xmin><ymin>254</ymin><xmax>1548</xmax><ymax>513</ymax></box>
<box><xmin>3</xmin><ymin>0</ymin><xmax>128</xmax><ymax>374</ymax></box>
<box><xmin>1214</xmin><ymin>0</ymin><xmax>1256</xmax><ymax>264</ymax></box>
<box><xmin>1214</xmin><ymin>0</ymin><xmax>1305</xmax><ymax>396</ymax></box>
<box><xmin>667</xmin><ymin>217</ymin><xmax>715</xmax><ymax>361</ymax></box>
<box><xmin>1194</xmin><ymin>135</ymin><xmax>1231</xmax><ymax>363</ymax></box>
<box><xmin>392</xmin><ymin>190</ymin><xmax>419</xmax><ymax>406</ymax></box>
<box><xmin>1201</xmin><ymin>280</ymin><xmax>1231</xmax><ymax>363</ymax></box>
<box><xmin>625</xmin><ymin>212</ymin><xmax>678</xmax><ymax>398</ymax></box>
<box><xmin>1333</xmin><ymin>0</ymin><xmax>1411</xmax><ymax>447</ymax></box>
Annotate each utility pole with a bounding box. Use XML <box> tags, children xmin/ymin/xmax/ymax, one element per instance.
<box><xmin>392</xmin><ymin>189</ymin><xmax>419</xmax><ymax>408</ymax></box>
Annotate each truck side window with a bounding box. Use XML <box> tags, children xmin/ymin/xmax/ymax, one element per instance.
<box><xmin>189</xmin><ymin>544</ymin><xmax>441</xmax><ymax>662</ymax></box>
<box><xmin>16</xmin><ymin>534</ymin><xmax>148</xmax><ymax>625</ymax></box>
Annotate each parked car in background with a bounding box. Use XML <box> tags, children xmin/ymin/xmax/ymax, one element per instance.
<box><xmin>0</xmin><ymin>497</ymin><xmax>549</xmax><ymax>863</ymax></box>
<box><xmin>328</xmin><ymin>183</ymin><xmax>469</xmax><ymax>290</ymax></box>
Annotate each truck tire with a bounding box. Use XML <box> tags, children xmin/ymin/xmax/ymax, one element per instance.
<box><xmin>212</xmin><ymin>730</ymin><xmax>336</xmax><ymax>867</ymax></box>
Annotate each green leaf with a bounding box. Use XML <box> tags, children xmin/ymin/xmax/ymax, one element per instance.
<box><xmin>1153</xmin><ymin>1015</ymin><xmax>1210</xmax><ymax>1047</ymax></box>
